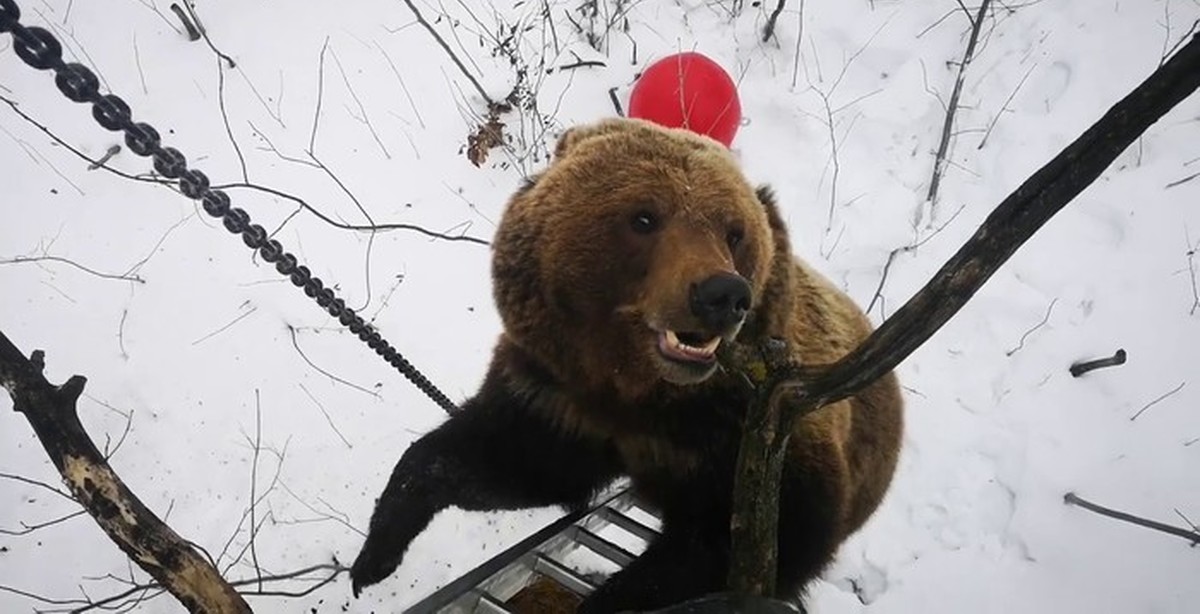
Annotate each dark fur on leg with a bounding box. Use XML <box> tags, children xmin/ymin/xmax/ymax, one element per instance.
<box><xmin>350</xmin><ymin>369</ymin><xmax>621</xmax><ymax>595</ymax></box>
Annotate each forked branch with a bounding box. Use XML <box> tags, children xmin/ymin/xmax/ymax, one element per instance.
<box><xmin>724</xmin><ymin>33</ymin><xmax>1200</xmax><ymax>595</ymax></box>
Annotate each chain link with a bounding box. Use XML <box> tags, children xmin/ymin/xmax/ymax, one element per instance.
<box><xmin>1</xmin><ymin>2</ymin><xmax>458</xmax><ymax>413</ymax></box>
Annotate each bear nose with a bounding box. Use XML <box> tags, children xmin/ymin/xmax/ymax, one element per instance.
<box><xmin>690</xmin><ymin>273</ymin><xmax>752</xmax><ymax>332</ymax></box>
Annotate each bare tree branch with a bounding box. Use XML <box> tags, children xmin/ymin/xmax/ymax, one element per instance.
<box><xmin>724</xmin><ymin>31</ymin><xmax>1200</xmax><ymax>595</ymax></box>
<box><xmin>0</xmin><ymin>330</ymin><xmax>251</xmax><ymax>613</ymax></box>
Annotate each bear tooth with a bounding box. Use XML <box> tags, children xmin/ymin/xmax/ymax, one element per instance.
<box><xmin>665</xmin><ymin>330</ymin><xmax>682</xmax><ymax>348</ymax></box>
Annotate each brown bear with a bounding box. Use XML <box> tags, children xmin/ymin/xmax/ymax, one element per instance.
<box><xmin>349</xmin><ymin>118</ymin><xmax>903</xmax><ymax>612</ymax></box>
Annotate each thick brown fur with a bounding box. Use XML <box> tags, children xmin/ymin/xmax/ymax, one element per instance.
<box><xmin>350</xmin><ymin>118</ymin><xmax>903</xmax><ymax>612</ymax></box>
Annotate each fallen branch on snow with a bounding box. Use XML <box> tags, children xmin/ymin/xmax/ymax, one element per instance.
<box><xmin>1065</xmin><ymin>492</ymin><xmax>1200</xmax><ymax>546</ymax></box>
<box><xmin>1069</xmin><ymin>349</ymin><xmax>1127</xmax><ymax>377</ymax></box>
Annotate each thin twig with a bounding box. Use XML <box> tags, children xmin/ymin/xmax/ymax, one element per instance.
<box><xmin>249</xmin><ymin>392</ymin><xmax>264</xmax><ymax>592</ymax></box>
<box><xmin>374</xmin><ymin>42</ymin><xmax>426</xmax><ymax>128</ymax></box>
<box><xmin>1130</xmin><ymin>381</ymin><xmax>1186</xmax><ymax>421</ymax></box>
<box><xmin>190</xmin><ymin>303</ymin><xmax>258</xmax><ymax>346</ymax></box>
<box><xmin>210</xmin><ymin>182</ymin><xmax>489</xmax><ymax>245</ymax></box>
<box><xmin>954</xmin><ymin>0</ymin><xmax>975</xmax><ymax>27</ymax></box>
<box><xmin>309</xmin><ymin>37</ymin><xmax>330</xmax><ymax>154</ymax></box>
<box><xmin>2</xmin><ymin>93</ymin><xmax>481</xmax><ymax>246</ymax></box>
<box><xmin>280</xmin><ymin>482</ymin><xmax>366</xmax><ymax>537</ymax></box>
<box><xmin>28</xmin><ymin>563</ymin><xmax>346</xmax><ymax>613</ymax></box>
<box><xmin>789</xmin><ymin>0</ymin><xmax>805</xmax><ymax>88</ymax></box>
<box><xmin>247</xmin><ymin>121</ymin><xmax>319</xmax><ymax>168</ymax></box>
<box><xmin>401</xmin><ymin>0</ymin><xmax>494</xmax><ymax>106</ymax></box>
<box><xmin>329</xmin><ymin>47</ymin><xmax>390</xmax><ymax>159</ymax></box>
<box><xmin>123</xmin><ymin>213</ymin><xmax>196</xmax><ymax>277</ymax></box>
<box><xmin>979</xmin><ymin>63</ymin><xmax>1035</xmax><ymax>149</ymax></box>
<box><xmin>1167</xmin><ymin>171</ymin><xmax>1200</xmax><ymax>188</ymax></box>
<box><xmin>865</xmin><ymin>204</ymin><xmax>967</xmax><ymax>317</ymax></box>
<box><xmin>1165</xmin><ymin>19</ymin><xmax>1200</xmax><ymax>61</ymax></box>
<box><xmin>305</xmin><ymin>152</ymin><xmax>376</xmax><ymax>313</ymax></box>
<box><xmin>216</xmin><ymin>441</ymin><xmax>289</xmax><ymax>573</ymax></box>
<box><xmin>132</xmin><ymin>33</ymin><xmax>148</xmax><ymax>95</ymax></box>
<box><xmin>0</xmin><ymin>509</ymin><xmax>87</xmax><ymax>536</ymax></box>
<box><xmin>235</xmin><ymin>65</ymin><xmax>285</xmax><ymax>128</ymax></box>
<box><xmin>0</xmin><ymin>94</ymin><xmax>173</xmax><ymax>187</ymax></box>
<box><xmin>927</xmin><ymin>0</ymin><xmax>991</xmax><ymax>212</ymax></box>
<box><xmin>298</xmin><ymin>383</ymin><xmax>352</xmax><ymax>449</ymax></box>
<box><xmin>1005</xmin><ymin>298</ymin><xmax>1057</xmax><ymax>356</ymax></box>
<box><xmin>1174</xmin><ymin>508</ymin><xmax>1199</xmax><ymax>532</ymax></box>
<box><xmin>0</xmin><ymin>472</ymin><xmax>76</xmax><ymax>501</ymax></box>
<box><xmin>1065</xmin><ymin>492</ymin><xmax>1200</xmax><ymax>545</ymax></box>
<box><xmin>287</xmin><ymin>326</ymin><xmax>381</xmax><ymax>398</ymax></box>
<box><xmin>0</xmin><ymin>255</ymin><xmax>145</xmax><ymax>284</ymax></box>
<box><xmin>182</xmin><ymin>3</ymin><xmax>235</xmax><ymax>68</ymax></box>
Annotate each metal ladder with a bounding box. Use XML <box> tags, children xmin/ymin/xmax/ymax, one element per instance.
<box><xmin>406</xmin><ymin>488</ymin><xmax>661</xmax><ymax>613</ymax></box>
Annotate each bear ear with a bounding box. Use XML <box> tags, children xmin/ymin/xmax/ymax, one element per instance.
<box><xmin>756</xmin><ymin>185</ymin><xmax>786</xmax><ymax>226</ymax></box>
<box><xmin>755</xmin><ymin>184</ymin><xmax>791</xmax><ymax>248</ymax></box>
<box><xmin>553</xmin><ymin>126</ymin><xmax>591</xmax><ymax>159</ymax></box>
<box><xmin>755</xmin><ymin>185</ymin><xmax>778</xmax><ymax>210</ymax></box>
<box><xmin>553</xmin><ymin>119</ymin><xmax>641</xmax><ymax>159</ymax></box>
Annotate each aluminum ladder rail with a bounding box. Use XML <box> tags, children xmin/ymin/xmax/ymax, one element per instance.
<box><xmin>406</xmin><ymin>487</ymin><xmax>661</xmax><ymax>613</ymax></box>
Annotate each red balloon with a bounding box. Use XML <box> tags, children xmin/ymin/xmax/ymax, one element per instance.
<box><xmin>628</xmin><ymin>52</ymin><xmax>742</xmax><ymax>147</ymax></box>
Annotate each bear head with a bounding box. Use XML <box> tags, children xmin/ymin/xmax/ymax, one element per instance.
<box><xmin>493</xmin><ymin>118</ymin><xmax>788</xmax><ymax>403</ymax></box>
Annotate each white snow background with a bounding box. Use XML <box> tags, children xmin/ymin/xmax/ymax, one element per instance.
<box><xmin>2</xmin><ymin>0</ymin><xmax>1198</xmax><ymax>612</ymax></box>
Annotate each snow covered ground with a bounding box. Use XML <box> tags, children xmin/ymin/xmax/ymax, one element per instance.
<box><xmin>1</xmin><ymin>1</ymin><xmax>1197</xmax><ymax>612</ymax></box>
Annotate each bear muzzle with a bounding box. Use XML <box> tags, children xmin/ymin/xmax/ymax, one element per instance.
<box><xmin>648</xmin><ymin>272</ymin><xmax>752</xmax><ymax>385</ymax></box>
<box><xmin>690</xmin><ymin>272</ymin><xmax>752</xmax><ymax>332</ymax></box>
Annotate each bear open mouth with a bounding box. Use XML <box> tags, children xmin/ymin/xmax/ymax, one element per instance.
<box><xmin>657</xmin><ymin>330</ymin><xmax>721</xmax><ymax>364</ymax></box>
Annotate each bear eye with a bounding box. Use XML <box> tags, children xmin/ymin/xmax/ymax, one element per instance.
<box><xmin>726</xmin><ymin>228</ymin><xmax>744</xmax><ymax>250</ymax></box>
<box><xmin>630</xmin><ymin>210</ymin><xmax>659</xmax><ymax>234</ymax></box>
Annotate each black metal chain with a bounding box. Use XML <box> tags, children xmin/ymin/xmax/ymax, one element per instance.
<box><xmin>0</xmin><ymin>0</ymin><xmax>458</xmax><ymax>413</ymax></box>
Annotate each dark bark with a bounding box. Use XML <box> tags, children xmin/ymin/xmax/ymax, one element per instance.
<box><xmin>722</xmin><ymin>341</ymin><xmax>799</xmax><ymax>596</ymax></box>
<box><xmin>168</xmin><ymin>3</ymin><xmax>202</xmax><ymax>41</ymax></box>
<box><xmin>762</xmin><ymin>1</ymin><xmax>787</xmax><ymax>43</ymax></box>
<box><xmin>1069</xmin><ymin>349</ymin><xmax>1127</xmax><ymax>377</ymax></box>
<box><xmin>724</xmin><ymin>33</ymin><xmax>1200</xmax><ymax>595</ymax></box>
<box><xmin>0</xmin><ymin>330</ymin><xmax>250</xmax><ymax>614</ymax></box>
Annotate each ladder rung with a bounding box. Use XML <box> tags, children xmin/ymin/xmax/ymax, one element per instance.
<box><xmin>474</xmin><ymin>591</ymin><xmax>515</xmax><ymax>614</ymax></box>
<box><xmin>596</xmin><ymin>506</ymin><xmax>660</xmax><ymax>543</ymax></box>
<box><xmin>573</xmin><ymin>526</ymin><xmax>636</xmax><ymax>566</ymax></box>
<box><xmin>531</xmin><ymin>554</ymin><xmax>596</xmax><ymax>596</ymax></box>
